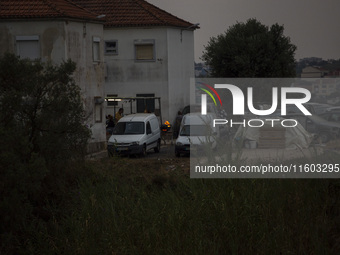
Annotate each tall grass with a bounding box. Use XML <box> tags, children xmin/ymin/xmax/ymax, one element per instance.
<box><xmin>12</xmin><ymin>155</ymin><xmax>338</xmax><ymax>254</ymax></box>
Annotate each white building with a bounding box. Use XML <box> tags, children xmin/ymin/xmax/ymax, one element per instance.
<box><xmin>0</xmin><ymin>0</ymin><xmax>198</xmax><ymax>151</ymax></box>
<box><xmin>72</xmin><ymin>0</ymin><xmax>198</xmax><ymax>123</ymax></box>
<box><xmin>0</xmin><ymin>0</ymin><xmax>106</xmax><ymax>152</ymax></box>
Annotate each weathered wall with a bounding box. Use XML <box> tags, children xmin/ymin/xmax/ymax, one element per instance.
<box><xmin>65</xmin><ymin>21</ymin><xmax>106</xmax><ymax>150</ymax></box>
<box><xmin>0</xmin><ymin>21</ymin><xmax>66</xmax><ymax>61</ymax></box>
<box><xmin>103</xmin><ymin>26</ymin><xmax>194</xmax><ymax>123</ymax></box>
<box><xmin>167</xmin><ymin>27</ymin><xmax>194</xmax><ymax>122</ymax></box>
<box><xmin>104</xmin><ymin>27</ymin><xmax>168</xmax><ymax>121</ymax></box>
<box><xmin>0</xmin><ymin>20</ymin><xmax>106</xmax><ymax>152</ymax></box>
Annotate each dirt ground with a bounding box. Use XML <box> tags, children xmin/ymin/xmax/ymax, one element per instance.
<box><xmin>87</xmin><ymin>139</ymin><xmax>340</xmax><ymax>172</ymax></box>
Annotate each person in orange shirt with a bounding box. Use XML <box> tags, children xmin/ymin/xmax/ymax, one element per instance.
<box><xmin>115</xmin><ymin>108</ymin><xmax>124</xmax><ymax>123</ymax></box>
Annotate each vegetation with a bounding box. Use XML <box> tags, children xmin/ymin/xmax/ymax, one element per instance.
<box><xmin>202</xmin><ymin>18</ymin><xmax>297</xmax><ymax>77</ymax></box>
<box><xmin>0</xmin><ymin>53</ymin><xmax>91</xmax><ymax>254</ymax></box>
<box><xmin>0</xmin><ymin>53</ymin><xmax>90</xmax><ymax>164</ymax></box>
<box><xmin>1</xmin><ymin>55</ymin><xmax>339</xmax><ymax>254</ymax></box>
<box><xmin>0</xmin><ymin>156</ymin><xmax>338</xmax><ymax>254</ymax></box>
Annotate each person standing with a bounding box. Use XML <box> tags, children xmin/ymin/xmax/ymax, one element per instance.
<box><xmin>115</xmin><ymin>108</ymin><xmax>124</xmax><ymax>123</ymax></box>
<box><xmin>106</xmin><ymin>115</ymin><xmax>115</xmax><ymax>134</ymax></box>
<box><xmin>173</xmin><ymin>111</ymin><xmax>183</xmax><ymax>139</ymax></box>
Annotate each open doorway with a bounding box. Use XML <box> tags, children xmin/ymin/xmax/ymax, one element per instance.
<box><xmin>136</xmin><ymin>93</ymin><xmax>155</xmax><ymax>113</ymax></box>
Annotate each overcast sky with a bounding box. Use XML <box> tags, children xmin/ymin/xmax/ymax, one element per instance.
<box><xmin>147</xmin><ymin>0</ymin><xmax>340</xmax><ymax>62</ymax></box>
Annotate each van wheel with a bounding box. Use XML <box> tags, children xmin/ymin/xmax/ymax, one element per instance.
<box><xmin>140</xmin><ymin>145</ymin><xmax>147</xmax><ymax>157</ymax></box>
<box><xmin>175</xmin><ymin>150</ymin><xmax>180</xmax><ymax>157</ymax></box>
<box><xmin>154</xmin><ymin>140</ymin><xmax>160</xmax><ymax>153</ymax></box>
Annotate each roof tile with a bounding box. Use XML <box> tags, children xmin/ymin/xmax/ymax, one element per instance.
<box><xmin>71</xmin><ymin>0</ymin><xmax>194</xmax><ymax>28</ymax></box>
<box><xmin>0</xmin><ymin>0</ymin><xmax>100</xmax><ymax>21</ymax></box>
<box><xmin>0</xmin><ymin>0</ymin><xmax>195</xmax><ymax>28</ymax></box>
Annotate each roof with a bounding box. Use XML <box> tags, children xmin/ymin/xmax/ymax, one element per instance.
<box><xmin>182</xmin><ymin>112</ymin><xmax>215</xmax><ymax>125</ymax></box>
<box><xmin>0</xmin><ymin>0</ymin><xmax>101</xmax><ymax>22</ymax></box>
<box><xmin>302</xmin><ymin>66</ymin><xmax>328</xmax><ymax>73</ymax></box>
<box><xmin>71</xmin><ymin>0</ymin><xmax>195</xmax><ymax>28</ymax></box>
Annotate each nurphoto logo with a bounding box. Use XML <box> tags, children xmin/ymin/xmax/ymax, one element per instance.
<box><xmin>200</xmin><ymin>83</ymin><xmax>312</xmax><ymax>128</ymax></box>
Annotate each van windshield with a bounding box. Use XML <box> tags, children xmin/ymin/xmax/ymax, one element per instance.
<box><xmin>180</xmin><ymin>125</ymin><xmax>211</xmax><ymax>136</ymax></box>
<box><xmin>113</xmin><ymin>122</ymin><xmax>145</xmax><ymax>135</ymax></box>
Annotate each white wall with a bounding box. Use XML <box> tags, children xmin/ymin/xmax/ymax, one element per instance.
<box><xmin>167</xmin><ymin>28</ymin><xmax>194</xmax><ymax>122</ymax></box>
<box><xmin>104</xmin><ymin>26</ymin><xmax>194</xmax><ymax>124</ymax></box>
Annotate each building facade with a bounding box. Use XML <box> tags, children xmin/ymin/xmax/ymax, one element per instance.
<box><xmin>1</xmin><ymin>0</ymin><xmax>197</xmax><ymax>151</ymax></box>
<box><xmin>72</xmin><ymin>0</ymin><xmax>197</xmax><ymax>124</ymax></box>
<box><xmin>0</xmin><ymin>0</ymin><xmax>107</xmax><ymax>152</ymax></box>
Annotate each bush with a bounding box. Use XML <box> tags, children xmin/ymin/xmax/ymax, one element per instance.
<box><xmin>0</xmin><ymin>53</ymin><xmax>90</xmax><ymax>253</ymax></box>
<box><xmin>0</xmin><ymin>53</ymin><xmax>90</xmax><ymax>165</ymax></box>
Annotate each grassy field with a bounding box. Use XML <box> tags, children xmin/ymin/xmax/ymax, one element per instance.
<box><xmin>2</xmin><ymin>154</ymin><xmax>340</xmax><ymax>254</ymax></box>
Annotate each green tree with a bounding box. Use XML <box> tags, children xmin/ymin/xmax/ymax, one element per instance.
<box><xmin>202</xmin><ymin>18</ymin><xmax>297</xmax><ymax>77</ymax></box>
<box><xmin>0</xmin><ymin>53</ymin><xmax>90</xmax><ymax>165</ymax></box>
<box><xmin>0</xmin><ymin>53</ymin><xmax>91</xmax><ymax>252</ymax></box>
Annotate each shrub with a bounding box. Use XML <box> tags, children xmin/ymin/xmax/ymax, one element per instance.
<box><xmin>0</xmin><ymin>53</ymin><xmax>90</xmax><ymax>253</ymax></box>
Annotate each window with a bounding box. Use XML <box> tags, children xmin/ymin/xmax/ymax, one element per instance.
<box><xmin>95</xmin><ymin>104</ymin><xmax>102</xmax><ymax>123</ymax></box>
<box><xmin>16</xmin><ymin>35</ymin><xmax>40</xmax><ymax>60</ymax></box>
<box><xmin>107</xmin><ymin>94</ymin><xmax>118</xmax><ymax>106</ymax></box>
<box><xmin>105</xmin><ymin>41</ymin><xmax>118</xmax><ymax>55</ymax></box>
<box><xmin>94</xmin><ymin>96</ymin><xmax>103</xmax><ymax>123</ymax></box>
<box><xmin>113</xmin><ymin>122</ymin><xmax>145</xmax><ymax>135</ymax></box>
<box><xmin>93</xmin><ymin>37</ymin><xmax>101</xmax><ymax>62</ymax></box>
<box><xmin>134</xmin><ymin>39</ymin><xmax>155</xmax><ymax>61</ymax></box>
<box><xmin>146</xmin><ymin>122</ymin><xmax>151</xmax><ymax>134</ymax></box>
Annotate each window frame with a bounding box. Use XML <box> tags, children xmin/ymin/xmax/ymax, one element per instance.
<box><xmin>16</xmin><ymin>35</ymin><xmax>40</xmax><ymax>60</ymax></box>
<box><xmin>93</xmin><ymin>36</ymin><xmax>101</xmax><ymax>62</ymax></box>
<box><xmin>134</xmin><ymin>39</ymin><xmax>155</xmax><ymax>62</ymax></box>
<box><xmin>94</xmin><ymin>96</ymin><xmax>103</xmax><ymax>123</ymax></box>
<box><xmin>104</xmin><ymin>40</ymin><xmax>118</xmax><ymax>55</ymax></box>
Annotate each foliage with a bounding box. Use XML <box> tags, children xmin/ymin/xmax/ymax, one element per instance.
<box><xmin>0</xmin><ymin>53</ymin><xmax>91</xmax><ymax>253</ymax></box>
<box><xmin>2</xmin><ymin>156</ymin><xmax>337</xmax><ymax>254</ymax></box>
<box><xmin>0</xmin><ymin>53</ymin><xmax>338</xmax><ymax>254</ymax></box>
<box><xmin>0</xmin><ymin>53</ymin><xmax>90</xmax><ymax>164</ymax></box>
<box><xmin>1</xmin><ymin>150</ymin><xmax>339</xmax><ymax>253</ymax></box>
<box><xmin>202</xmin><ymin>18</ymin><xmax>297</xmax><ymax>77</ymax></box>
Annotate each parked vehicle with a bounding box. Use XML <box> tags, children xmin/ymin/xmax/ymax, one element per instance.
<box><xmin>325</xmin><ymin>106</ymin><xmax>340</xmax><ymax>112</ymax></box>
<box><xmin>306</xmin><ymin>103</ymin><xmax>332</xmax><ymax>115</ymax></box>
<box><xmin>286</xmin><ymin>114</ymin><xmax>340</xmax><ymax>143</ymax></box>
<box><xmin>175</xmin><ymin>113</ymin><xmax>218</xmax><ymax>157</ymax></box>
<box><xmin>320</xmin><ymin>111</ymin><xmax>340</xmax><ymax>123</ymax></box>
<box><xmin>107</xmin><ymin>113</ymin><xmax>161</xmax><ymax>156</ymax></box>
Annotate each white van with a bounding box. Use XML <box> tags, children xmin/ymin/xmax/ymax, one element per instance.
<box><xmin>175</xmin><ymin>113</ymin><xmax>218</xmax><ymax>157</ymax></box>
<box><xmin>108</xmin><ymin>113</ymin><xmax>161</xmax><ymax>156</ymax></box>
